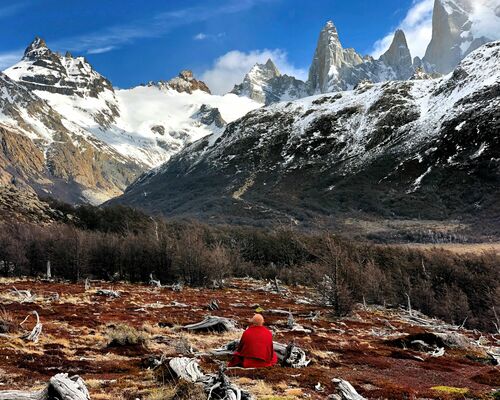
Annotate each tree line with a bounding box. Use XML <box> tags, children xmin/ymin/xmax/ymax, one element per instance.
<box><xmin>0</xmin><ymin>202</ymin><xmax>498</xmax><ymax>332</ymax></box>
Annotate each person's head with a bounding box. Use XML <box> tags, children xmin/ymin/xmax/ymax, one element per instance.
<box><xmin>249</xmin><ymin>313</ymin><xmax>265</xmax><ymax>326</ymax></box>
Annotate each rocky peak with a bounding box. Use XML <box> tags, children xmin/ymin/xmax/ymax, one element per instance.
<box><xmin>193</xmin><ymin>104</ymin><xmax>226</xmax><ymax>129</ymax></box>
<box><xmin>231</xmin><ymin>58</ymin><xmax>309</xmax><ymax>105</ymax></box>
<box><xmin>157</xmin><ymin>70</ymin><xmax>211</xmax><ymax>94</ymax></box>
<box><xmin>247</xmin><ymin>58</ymin><xmax>281</xmax><ymax>82</ymax></box>
<box><xmin>23</xmin><ymin>36</ymin><xmax>50</xmax><ymax>60</ymax></box>
<box><xmin>422</xmin><ymin>0</ymin><xmax>497</xmax><ymax>74</ymax></box>
<box><xmin>5</xmin><ymin>38</ymin><xmax>114</xmax><ymax>99</ymax></box>
<box><xmin>380</xmin><ymin>29</ymin><xmax>414</xmax><ymax>79</ymax></box>
<box><xmin>307</xmin><ymin>20</ymin><xmax>363</xmax><ymax>93</ymax></box>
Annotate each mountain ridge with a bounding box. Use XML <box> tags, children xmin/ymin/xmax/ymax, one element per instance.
<box><xmin>110</xmin><ymin>41</ymin><xmax>500</xmax><ymax>233</ymax></box>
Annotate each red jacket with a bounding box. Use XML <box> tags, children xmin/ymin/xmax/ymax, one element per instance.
<box><xmin>228</xmin><ymin>325</ymin><xmax>278</xmax><ymax>368</ymax></box>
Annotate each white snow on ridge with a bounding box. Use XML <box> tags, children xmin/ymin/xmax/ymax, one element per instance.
<box><xmin>31</xmin><ymin>85</ymin><xmax>260</xmax><ymax>168</ymax></box>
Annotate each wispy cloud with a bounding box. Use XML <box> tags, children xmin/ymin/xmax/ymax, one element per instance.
<box><xmin>87</xmin><ymin>46</ymin><xmax>116</xmax><ymax>55</ymax></box>
<box><xmin>52</xmin><ymin>0</ymin><xmax>269</xmax><ymax>55</ymax></box>
<box><xmin>370</xmin><ymin>0</ymin><xmax>434</xmax><ymax>59</ymax></box>
<box><xmin>0</xmin><ymin>50</ymin><xmax>23</xmax><ymax>70</ymax></box>
<box><xmin>193</xmin><ymin>32</ymin><xmax>226</xmax><ymax>41</ymax></box>
<box><xmin>201</xmin><ymin>49</ymin><xmax>307</xmax><ymax>95</ymax></box>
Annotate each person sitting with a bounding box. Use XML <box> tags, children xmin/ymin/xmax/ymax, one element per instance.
<box><xmin>228</xmin><ymin>314</ymin><xmax>278</xmax><ymax>368</ymax></box>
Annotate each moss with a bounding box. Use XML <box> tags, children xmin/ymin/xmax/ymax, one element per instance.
<box><xmin>431</xmin><ymin>386</ymin><xmax>469</xmax><ymax>395</ymax></box>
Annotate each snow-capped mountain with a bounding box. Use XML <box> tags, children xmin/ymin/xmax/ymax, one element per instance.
<box><xmin>231</xmin><ymin>59</ymin><xmax>309</xmax><ymax>105</ymax></box>
<box><xmin>112</xmin><ymin>41</ymin><xmax>500</xmax><ymax>227</ymax></box>
<box><xmin>232</xmin><ymin>22</ymin><xmax>419</xmax><ymax>104</ymax></box>
<box><xmin>423</xmin><ymin>0</ymin><xmax>500</xmax><ymax>74</ymax></box>
<box><xmin>231</xmin><ymin>0</ymin><xmax>500</xmax><ymax>104</ymax></box>
<box><xmin>1</xmin><ymin>38</ymin><xmax>260</xmax><ymax>203</ymax></box>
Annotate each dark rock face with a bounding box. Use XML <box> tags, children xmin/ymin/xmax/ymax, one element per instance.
<box><xmin>111</xmin><ymin>42</ymin><xmax>500</xmax><ymax>232</ymax></box>
<box><xmin>193</xmin><ymin>105</ymin><xmax>226</xmax><ymax>128</ymax></box>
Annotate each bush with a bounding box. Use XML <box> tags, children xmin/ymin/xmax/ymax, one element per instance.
<box><xmin>0</xmin><ymin>306</ymin><xmax>17</xmax><ymax>334</ymax></box>
<box><xmin>106</xmin><ymin>324</ymin><xmax>148</xmax><ymax>347</ymax></box>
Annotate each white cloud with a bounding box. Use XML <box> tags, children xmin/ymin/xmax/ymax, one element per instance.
<box><xmin>201</xmin><ymin>49</ymin><xmax>307</xmax><ymax>95</ymax></box>
<box><xmin>194</xmin><ymin>33</ymin><xmax>208</xmax><ymax>40</ymax></box>
<box><xmin>371</xmin><ymin>0</ymin><xmax>434</xmax><ymax>59</ymax></box>
<box><xmin>87</xmin><ymin>46</ymin><xmax>116</xmax><ymax>55</ymax></box>
<box><xmin>193</xmin><ymin>32</ymin><xmax>226</xmax><ymax>41</ymax></box>
<box><xmin>0</xmin><ymin>50</ymin><xmax>22</xmax><ymax>70</ymax></box>
<box><xmin>469</xmin><ymin>0</ymin><xmax>500</xmax><ymax>40</ymax></box>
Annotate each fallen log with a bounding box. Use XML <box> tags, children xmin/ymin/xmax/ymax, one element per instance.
<box><xmin>212</xmin><ymin>340</ymin><xmax>311</xmax><ymax>368</ymax></box>
<box><xmin>0</xmin><ymin>374</ymin><xmax>89</xmax><ymax>400</ymax></box>
<box><xmin>153</xmin><ymin>356</ymin><xmax>251</xmax><ymax>400</ymax></box>
<box><xmin>95</xmin><ymin>289</ymin><xmax>120</xmax><ymax>298</ymax></box>
<box><xmin>332</xmin><ymin>378</ymin><xmax>366</xmax><ymax>400</ymax></box>
<box><xmin>183</xmin><ymin>316</ymin><xmax>237</xmax><ymax>333</ymax></box>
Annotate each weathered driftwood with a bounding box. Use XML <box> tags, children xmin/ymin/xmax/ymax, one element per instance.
<box><xmin>0</xmin><ymin>373</ymin><xmax>89</xmax><ymax>400</ymax></box>
<box><xmin>207</xmin><ymin>299</ymin><xmax>220</xmax><ymax>311</ymax></box>
<box><xmin>46</xmin><ymin>261</ymin><xmax>51</xmax><ymax>280</ymax></box>
<box><xmin>10</xmin><ymin>287</ymin><xmax>36</xmax><ymax>303</ymax></box>
<box><xmin>276</xmin><ymin>342</ymin><xmax>311</xmax><ymax>368</ymax></box>
<box><xmin>212</xmin><ymin>340</ymin><xmax>310</xmax><ymax>368</ymax></box>
<box><xmin>331</xmin><ymin>378</ymin><xmax>366</xmax><ymax>400</ymax></box>
<box><xmin>149</xmin><ymin>274</ymin><xmax>161</xmax><ymax>288</ymax></box>
<box><xmin>284</xmin><ymin>313</ymin><xmax>312</xmax><ymax>333</ymax></box>
<box><xmin>95</xmin><ymin>289</ymin><xmax>120</xmax><ymax>298</ymax></box>
<box><xmin>183</xmin><ymin>316</ymin><xmax>237</xmax><ymax>333</ymax></box>
<box><xmin>20</xmin><ymin>311</ymin><xmax>42</xmax><ymax>343</ymax></box>
<box><xmin>152</xmin><ymin>356</ymin><xmax>251</xmax><ymax>399</ymax></box>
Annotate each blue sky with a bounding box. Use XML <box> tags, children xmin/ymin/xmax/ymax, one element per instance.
<box><xmin>0</xmin><ymin>0</ymin><xmax>435</xmax><ymax>93</ymax></box>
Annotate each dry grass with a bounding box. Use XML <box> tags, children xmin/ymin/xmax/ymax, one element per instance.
<box><xmin>106</xmin><ymin>324</ymin><xmax>149</xmax><ymax>347</ymax></box>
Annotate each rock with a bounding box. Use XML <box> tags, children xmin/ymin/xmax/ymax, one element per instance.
<box><xmin>422</xmin><ymin>0</ymin><xmax>497</xmax><ymax>74</ymax></box>
<box><xmin>379</xmin><ymin>30</ymin><xmax>414</xmax><ymax>80</ymax></box>
<box><xmin>307</xmin><ymin>21</ymin><xmax>363</xmax><ymax>93</ymax></box>
<box><xmin>154</xmin><ymin>70</ymin><xmax>211</xmax><ymax>94</ymax></box>
<box><xmin>232</xmin><ymin>59</ymin><xmax>309</xmax><ymax>105</ymax></box>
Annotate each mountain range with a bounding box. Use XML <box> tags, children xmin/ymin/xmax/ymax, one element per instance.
<box><xmin>0</xmin><ymin>0</ymin><xmax>499</xmax><ymax>233</ymax></box>
<box><xmin>111</xmin><ymin>41</ymin><xmax>500</xmax><ymax>232</ymax></box>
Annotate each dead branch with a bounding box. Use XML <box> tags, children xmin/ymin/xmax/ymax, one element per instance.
<box><xmin>183</xmin><ymin>316</ymin><xmax>236</xmax><ymax>333</ymax></box>
<box><xmin>95</xmin><ymin>289</ymin><xmax>120</xmax><ymax>298</ymax></box>
<box><xmin>332</xmin><ymin>378</ymin><xmax>366</xmax><ymax>400</ymax></box>
<box><xmin>10</xmin><ymin>287</ymin><xmax>36</xmax><ymax>303</ymax></box>
<box><xmin>207</xmin><ymin>299</ymin><xmax>220</xmax><ymax>311</ymax></box>
<box><xmin>20</xmin><ymin>311</ymin><xmax>42</xmax><ymax>343</ymax></box>
<box><xmin>0</xmin><ymin>373</ymin><xmax>89</xmax><ymax>400</ymax></box>
<box><xmin>153</xmin><ymin>357</ymin><xmax>251</xmax><ymax>400</ymax></box>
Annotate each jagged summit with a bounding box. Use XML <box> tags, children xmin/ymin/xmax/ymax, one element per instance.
<box><xmin>422</xmin><ymin>0</ymin><xmax>497</xmax><ymax>73</ymax></box>
<box><xmin>380</xmin><ymin>29</ymin><xmax>414</xmax><ymax>79</ymax></box>
<box><xmin>231</xmin><ymin>58</ymin><xmax>309</xmax><ymax>105</ymax></box>
<box><xmin>5</xmin><ymin>37</ymin><xmax>114</xmax><ymax>99</ymax></box>
<box><xmin>152</xmin><ymin>70</ymin><xmax>211</xmax><ymax>94</ymax></box>
<box><xmin>23</xmin><ymin>36</ymin><xmax>49</xmax><ymax>60</ymax></box>
<box><xmin>307</xmin><ymin>20</ymin><xmax>363</xmax><ymax>93</ymax></box>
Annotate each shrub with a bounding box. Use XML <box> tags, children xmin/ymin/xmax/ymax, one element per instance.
<box><xmin>106</xmin><ymin>324</ymin><xmax>148</xmax><ymax>347</ymax></box>
<box><xmin>0</xmin><ymin>306</ymin><xmax>17</xmax><ymax>334</ymax></box>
